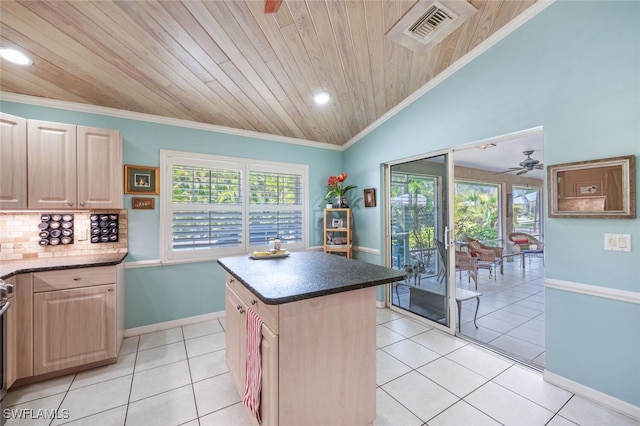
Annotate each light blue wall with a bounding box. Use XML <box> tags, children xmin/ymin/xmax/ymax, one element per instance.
<box><xmin>0</xmin><ymin>100</ymin><xmax>343</xmax><ymax>328</ymax></box>
<box><xmin>345</xmin><ymin>1</ymin><xmax>639</xmax><ymax>407</ymax></box>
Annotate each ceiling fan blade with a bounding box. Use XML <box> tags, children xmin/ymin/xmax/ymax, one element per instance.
<box><xmin>265</xmin><ymin>0</ymin><xmax>283</xmax><ymax>13</ymax></box>
<box><xmin>516</xmin><ymin>169</ymin><xmax>528</xmax><ymax>175</ymax></box>
<box><xmin>535</xmin><ymin>164</ymin><xmax>544</xmax><ymax>169</ymax></box>
<box><xmin>493</xmin><ymin>168</ymin><xmax>523</xmax><ymax>175</ymax></box>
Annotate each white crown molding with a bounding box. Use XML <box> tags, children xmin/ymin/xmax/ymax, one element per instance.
<box><xmin>544</xmin><ymin>370</ymin><xmax>640</xmax><ymax>421</ymax></box>
<box><xmin>343</xmin><ymin>0</ymin><xmax>556</xmax><ymax>150</ymax></box>
<box><xmin>545</xmin><ymin>278</ymin><xmax>640</xmax><ymax>305</ymax></box>
<box><xmin>0</xmin><ymin>92</ymin><xmax>342</xmax><ymax>151</ymax></box>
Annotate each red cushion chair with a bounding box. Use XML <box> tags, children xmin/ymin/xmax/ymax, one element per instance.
<box><xmin>463</xmin><ymin>237</ymin><xmax>503</xmax><ymax>279</ymax></box>
<box><xmin>509</xmin><ymin>233</ymin><xmax>544</xmax><ymax>252</ymax></box>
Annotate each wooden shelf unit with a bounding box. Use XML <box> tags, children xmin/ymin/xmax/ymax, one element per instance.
<box><xmin>323</xmin><ymin>208</ymin><xmax>352</xmax><ymax>258</ymax></box>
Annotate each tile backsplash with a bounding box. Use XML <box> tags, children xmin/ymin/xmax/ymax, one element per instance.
<box><xmin>0</xmin><ymin>209</ymin><xmax>127</xmax><ymax>260</ymax></box>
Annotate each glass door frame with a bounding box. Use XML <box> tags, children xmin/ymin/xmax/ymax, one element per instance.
<box><xmin>383</xmin><ymin>149</ymin><xmax>457</xmax><ymax>335</ymax></box>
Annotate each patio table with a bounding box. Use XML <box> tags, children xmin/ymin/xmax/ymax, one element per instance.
<box><xmin>523</xmin><ymin>249</ymin><xmax>544</xmax><ymax>264</ymax></box>
<box><xmin>456</xmin><ymin>287</ymin><xmax>482</xmax><ymax>332</ymax></box>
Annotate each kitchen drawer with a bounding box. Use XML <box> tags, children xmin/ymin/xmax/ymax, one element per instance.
<box><xmin>227</xmin><ymin>273</ymin><xmax>278</xmax><ymax>333</ymax></box>
<box><xmin>33</xmin><ymin>265</ymin><xmax>116</xmax><ymax>293</ymax></box>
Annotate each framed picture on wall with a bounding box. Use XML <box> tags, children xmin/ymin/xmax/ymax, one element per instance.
<box><xmin>364</xmin><ymin>188</ymin><xmax>376</xmax><ymax>207</ymax></box>
<box><xmin>547</xmin><ymin>155</ymin><xmax>635</xmax><ymax>218</ymax></box>
<box><xmin>132</xmin><ymin>197</ymin><xmax>155</xmax><ymax>209</ymax></box>
<box><xmin>124</xmin><ymin>165</ymin><xmax>159</xmax><ymax>195</ymax></box>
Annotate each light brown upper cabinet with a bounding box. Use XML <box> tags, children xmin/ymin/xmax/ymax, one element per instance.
<box><xmin>28</xmin><ymin>120</ymin><xmax>123</xmax><ymax>209</ymax></box>
<box><xmin>0</xmin><ymin>112</ymin><xmax>28</xmax><ymax>209</ymax></box>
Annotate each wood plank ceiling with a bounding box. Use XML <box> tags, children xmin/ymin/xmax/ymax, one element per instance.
<box><xmin>0</xmin><ymin>0</ymin><xmax>537</xmax><ymax>146</ymax></box>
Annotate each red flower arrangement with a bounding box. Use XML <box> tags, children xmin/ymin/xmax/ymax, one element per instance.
<box><xmin>324</xmin><ymin>173</ymin><xmax>357</xmax><ymax>207</ymax></box>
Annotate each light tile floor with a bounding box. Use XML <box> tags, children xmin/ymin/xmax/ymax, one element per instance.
<box><xmin>3</xmin><ymin>309</ymin><xmax>637</xmax><ymax>425</ymax></box>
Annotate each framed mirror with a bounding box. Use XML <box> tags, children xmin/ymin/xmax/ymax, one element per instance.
<box><xmin>547</xmin><ymin>155</ymin><xmax>635</xmax><ymax>218</ymax></box>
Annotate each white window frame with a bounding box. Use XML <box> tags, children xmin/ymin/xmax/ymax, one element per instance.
<box><xmin>160</xmin><ymin>150</ymin><xmax>308</xmax><ymax>264</ymax></box>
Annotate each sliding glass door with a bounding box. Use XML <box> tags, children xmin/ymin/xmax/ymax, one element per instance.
<box><xmin>386</xmin><ymin>152</ymin><xmax>455</xmax><ymax>332</ymax></box>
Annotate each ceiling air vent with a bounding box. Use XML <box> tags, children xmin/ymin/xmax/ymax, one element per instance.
<box><xmin>406</xmin><ymin>5</ymin><xmax>453</xmax><ymax>42</ymax></box>
<box><xmin>386</xmin><ymin>0</ymin><xmax>477</xmax><ymax>54</ymax></box>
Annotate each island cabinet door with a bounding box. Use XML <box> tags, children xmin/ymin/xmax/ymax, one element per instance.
<box><xmin>225</xmin><ymin>284</ymin><xmax>247</xmax><ymax>395</ymax></box>
<box><xmin>259</xmin><ymin>324</ymin><xmax>278</xmax><ymax>426</ymax></box>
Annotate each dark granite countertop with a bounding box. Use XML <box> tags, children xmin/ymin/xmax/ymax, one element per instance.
<box><xmin>217</xmin><ymin>251</ymin><xmax>406</xmax><ymax>305</ymax></box>
<box><xmin>0</xmin><ymin>252</ymin><xmax>128</xmax><ymax>280</ymax></box>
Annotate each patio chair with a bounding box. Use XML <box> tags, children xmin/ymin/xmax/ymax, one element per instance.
<box><xmin>508</xmin><ymin>232</ymin><xmax>544</xmax><ymax>252</ymax></box>
<box><xmin>509</xmin><ymin>232</ymin><xmax>544</xmax><ymax>264</ymax></box>
<box><xmin>463</xmin><ymin>237</ymin><xmax>503</xmax><ymax>279</ymax></box>
<box><xmin>455</xmin><ymin>250</ymin><xmax>478</xmax><ymax>290</ymax></box>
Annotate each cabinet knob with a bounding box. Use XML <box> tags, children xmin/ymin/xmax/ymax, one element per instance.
<box><xmin>236</xmin><ymin>305</ymin><xmax>245</xmax><ymax>314</ymax></box>
<box><xmin>73</xmin><ymin>276</ymin><xmax>81</xmax><ymax>281</ymax></box>
<box><xmin>251</xmin><ymin>299</ymin><xmax>257</xmax><ymax>305</ymax></box>
<box><xmin>68</xmin><ymin>202</ymin><xmax>73</xmax><ymax>206</ymax></box>
<box><xmin>80</xmin><ymin>202</ymin><xmax>85</xmax><ymax>206</ymax></box>
<box><xmin>107</xmin><ymin>288</ymin><xmax>113</xmax><ymax>292</ymax></box>
<box><xmin>230</xmin><ymin>278</ymin><xmax>235</xmax><ymax>283</ymax></box>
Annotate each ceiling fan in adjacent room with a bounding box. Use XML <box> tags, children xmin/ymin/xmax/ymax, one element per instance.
<box><xmin>495</xmin><ymin>150</ymin><xmax>544</xmax><ymax>175</ymax></box>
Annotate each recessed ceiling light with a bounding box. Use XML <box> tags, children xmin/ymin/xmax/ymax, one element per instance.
<box><xmin>313</xmin><ymin>92</ymin><xmax>330</xmax><ymax>105</ymax></box>
<box><xmin>0</xmin><ymin>47</ymin><xmax>33</xmax><ymax>66</ymax></box>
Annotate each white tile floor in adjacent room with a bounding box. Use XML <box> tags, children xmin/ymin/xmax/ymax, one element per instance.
<box><xmin>3</xmin><ymin>309</ymin><xmax>637</xmax><ymax>426</ymax></box>
<box><xmin>458</xmin><ymin>254</ymin><xmax>546</xmax><ymax>369</ymax></box>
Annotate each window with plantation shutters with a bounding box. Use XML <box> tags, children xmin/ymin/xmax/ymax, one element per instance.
<box><xmin>161</xmin><ymin>151</ymin><xmax>308</xmax><ymax>263</ymax></box>
<box><xmin>248</xmin><ymin>170</ymin><xmax>303</xmax><ymax>247</ymax></box>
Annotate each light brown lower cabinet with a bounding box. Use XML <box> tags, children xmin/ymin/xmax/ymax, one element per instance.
<box><xmin>7</xmin><ymin>264</ymin><xmax>123</xmax><ymax>387</ymax></box>
<box><xmin>33</xmin><ymin>284</ymin><xmax>116</xmax><ymax>376</ymax></box>
<box><xmin>225</xmin><ymin>273</ymin><xmax>375</xmax><ymax>426</ymax></box>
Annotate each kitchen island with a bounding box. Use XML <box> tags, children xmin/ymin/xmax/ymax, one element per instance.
<box><xmin>217</xmin><ymin>251</ymin><xmax>405</xmax><ymax>426</ymax></box>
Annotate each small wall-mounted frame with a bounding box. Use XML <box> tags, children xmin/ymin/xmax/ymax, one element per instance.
<box><xmin>364</xmin><ymin>188</ymin><xmax>376</xmax><ymax>207</ymax></box>
<box><xmin>331</xmin><ymin>218</ymin><xmax>344</xmax><ymax>228</ymax></box>
<box><xmin>548</xmin><ymin>155</ymin><xmax>635</xmax><ymax>218</ymax></box>
<box><xmin>132</xmin><ymin>197</ymin><xmax>155</xmax><ymax>210</ymax></box>
<box><xmin>125</xmin><ymin>165</ymin><xmax>159</xmax><ymax>195</ymax></box>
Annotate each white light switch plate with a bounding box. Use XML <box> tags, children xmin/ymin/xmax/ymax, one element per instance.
<box><xmin>604</xmin><ymin>233</ymin><xmax>631</xmax><ymax>252</ymax></box>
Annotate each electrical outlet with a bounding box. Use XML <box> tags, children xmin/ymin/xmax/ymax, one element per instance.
<box><xmin>78</xmin><ymin>226</ymin><xmax>88</xmax><ymax>241</ymax></box>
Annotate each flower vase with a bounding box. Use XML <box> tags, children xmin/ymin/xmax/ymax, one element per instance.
<box><xmin>340</xmin><ymin>197</ymin><xmax>348</xmax><ymax>208</ymax></box>
<box><xmin>332</xmin><ymin>197</ymin><xmax>341</xmax><ymax>208</ymax></box>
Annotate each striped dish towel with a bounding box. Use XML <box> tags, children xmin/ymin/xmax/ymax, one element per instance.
<box><xmin>243</xmin><ymin>307</ymin><xmax>263</xmax><ymax>424</ymax></box>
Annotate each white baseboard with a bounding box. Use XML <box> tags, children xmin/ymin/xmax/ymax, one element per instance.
<box><xmin>544</xmin><ymin>370</ymin><xmax>640</xmax><ymax>420</ymax></box>
<box><xmin>124</xmin><ymin>310</ymin><xmax>225</xmax><ymax>338</ymax></box>
<box><xmin>376</xmin><ymin>300</ymin><xmax>386</xmax><ymax>309</ymax></box>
